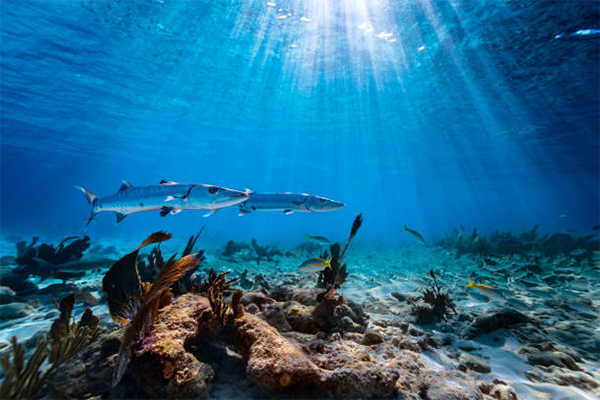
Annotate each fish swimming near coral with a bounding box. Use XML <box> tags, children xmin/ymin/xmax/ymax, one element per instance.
<box><xmin>465</xmin><ymin>277</ymin><xmax>500</xmax><ymax>297</ymax></box>
<box><xmin>77</xmin><ymin>180</ymin><xmax>249</xmax><ymax>225</ymax></box>
<box><xmin>402</xmin><ymin>224</ymin><xmax>425</xmax><ymax>245</ymax></box>
<box><xmin>298</xmin><ymin>257</ymin><xmax>332</xmax><ymax>273</ymax></box>
<box><xmin>238</xmin><ymin>192</ymin><xmax>345</xmax><ymax>215</ymax></box>
<box><xmin>305</xmin><ymin>233</ymin><xmax>330</xmax><ymax>244</ymax></box>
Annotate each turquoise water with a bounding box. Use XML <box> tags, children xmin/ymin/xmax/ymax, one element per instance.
<box><xmin>1</xmin><ymin>0</ymin><xmax>598</xmax><ymax>246</ymax></box>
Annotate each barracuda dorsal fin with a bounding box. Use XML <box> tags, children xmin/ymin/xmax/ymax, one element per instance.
<box><xmin>116</xmin><ymin>212</ymin><xmax>127</xmax><ymax>223</ymax></box>
<box><xmin>119</xmin><ymin>181</ymin><xmax>132</xmax><ymax>192</ymax></box>
<box><xmin>160</xmin><ymin>180</ymin><xmax>178</xmax><ymax>185</ymax></box>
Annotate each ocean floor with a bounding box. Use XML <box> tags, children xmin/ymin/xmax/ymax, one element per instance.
<box><xmin>0</xmin><ymin>230</ymin><xmax>598</xmax><ymax>399</ymax></box>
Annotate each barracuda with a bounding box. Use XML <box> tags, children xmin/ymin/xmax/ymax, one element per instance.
<box><xmin>77</xmin><ymin>180</ymin><xmax>248</xmax><ymax>225</ymax></box>
<box><xmin>238</xmin><ymin>192</ymin><xmax>345</xmax><ymax>215</ymax></box>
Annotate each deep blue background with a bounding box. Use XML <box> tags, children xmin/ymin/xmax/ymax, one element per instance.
<box><xmin>1</xmin><ymin>0</ymin><xmax>598</xmax><ymax>247</ymax></box>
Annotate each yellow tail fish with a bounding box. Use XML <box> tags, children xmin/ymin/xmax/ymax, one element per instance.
<box><xmin>465</xmin><ymin>277</ymin><xmax>500</xmax><ymax>296</ymax></box>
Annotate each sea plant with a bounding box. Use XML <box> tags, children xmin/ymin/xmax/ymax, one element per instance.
<box><xmin>15</xmin><ymin>235</ymin><xmax>90</xmax><ymax>267</ymax></box>
<box><xmin>0</xmin><ymin>295</ymin><xmax>100</xmax><ymax>399</ymax></box>
<box><xmin>222</xmin><ymin>240</ymin><xmax>251</xmax><ymax>257</ymax></box>
<box><xmin>410</xmin><ymin>269</ymin><xmax>456</xmax><ymax>324</ymax></box>
<box><xmin>250</xmin><ymin>238</ymin><xmax>282</xmax><ymax>264</ymax></box>
<box><xmin>104</xmin><ymin>231</ymin><xmax>205</xmax><ymax>386</ymax></box>
<box><xmin>201</xmin><ymin>268</ymin><xmax>239</xmax><ymax>326</ymax></box>
<box><xmin>317</xmin><ymin>213</ymin><xmax>363</xmax><ymax>288</ymax></box>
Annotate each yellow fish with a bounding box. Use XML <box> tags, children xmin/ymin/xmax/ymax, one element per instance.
<box><xmin>465</xmin><ymin>277</ymin><xmax>500</xmax><ymax>297</ymax></box>
<box><xmin>298</xmin><ymin>257</ymin><xmax>332</xmax><ymax>273</ymax></box>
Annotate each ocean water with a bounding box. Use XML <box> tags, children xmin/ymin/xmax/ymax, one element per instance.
<box><xmin>1</xmin><ymin>0</ymin><xmax>598</xmax><ymax>246</ymax></box>
<box><xmin>0</xmin><ymin>1</ymin><xmax>599</xmax><ymax>399</ymax></box>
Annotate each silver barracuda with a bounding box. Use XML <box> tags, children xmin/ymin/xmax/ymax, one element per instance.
<box><xmin>238</xmin><ymin>192</ymin><xmax>345</xmax><ymax>215</ymax></box>
<box><xmin>77</xmin><ymin>180</ymin><xmax>249</xmax><ymax>225</ymax></box>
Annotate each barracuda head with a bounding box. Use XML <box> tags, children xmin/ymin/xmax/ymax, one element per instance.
<box><xmin>188</xmin><ymin>184</ymin><xmax>249</xmax><ymax>209</ymax></box>
<box><xmin>304</xmin><ymin>195</ymin><xmax>345</xmax><ymax>212</ymax></box>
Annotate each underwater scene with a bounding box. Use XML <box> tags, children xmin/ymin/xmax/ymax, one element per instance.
<box><xmin>0</xmin><ymin>0</ymin><xmax>599</xmax><ymax>399</ymax></box>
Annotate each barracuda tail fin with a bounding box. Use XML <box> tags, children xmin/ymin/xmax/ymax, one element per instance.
<box><xmin>76</xmin><ymin>186</ymin><xmax>99</xmax><ymax>226</ymax></box>
<box><xmin>465</xmin><ymin>277</ymin><xmax>476</xmax><ymax>288</ymax></box>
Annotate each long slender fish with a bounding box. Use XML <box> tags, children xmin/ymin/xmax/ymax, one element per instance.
<box><xmin>77</xmin><ymin>180</ymin><xmax>249</xmax><ymax>225</ymax></box>
<box><xmin>305</xmin><ymin>233</ymin><xmax>330</xmax><ymax>244</ymax></box>
<box><xmin>238</xmin><ymin>192</ymin><xmax>345</xmax><ymax>215</ymax></box>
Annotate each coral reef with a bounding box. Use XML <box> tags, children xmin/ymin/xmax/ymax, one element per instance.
<box><xmin>250</xmin><ymin>238</ymin><xmax>282</xmax><ymax>264</ymax></box>
<box><xmin>101</xmin><ymin>231</ymin><xmax>204</xmax><ymax>385</ymax></box>
<box><xmin>439</xmin><ymin>225</ymin><xmax>599</xmax><ymax>257</ymax></box>
<box><xmin>3</xmin><ymin>222</ymin><xmax>597</xmax><ymax>399</ymax></box>
<box><xmin>0</xmin><ymin>294</ymin><xmax>100</xmax><ymax>399</ymax></box>
<box><xmin>15</xmin><ymin>236</ymin><xmax>91</xmax><ymax>268</ymax></box>
<box><xmin>222</xmin><ymin>240</ymin><xmax>250</xmax><ymax>258</ymax></box>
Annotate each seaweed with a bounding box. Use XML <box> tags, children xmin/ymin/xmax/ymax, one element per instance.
<box><xmin>138</xmin><ymin>245</ymin><xmax>164</xmax><ymax>283</ymax></box>
<box><xmin>250</xmin><ymin>239</ymin><xmax>281</xmax><ymax>264</ymax></box>
<box><xmin>438</xmin><ymin>225</ymin><xmax>600</xmax><ymax>258</ymax></box>
<box><xmin>202</xmin><ymin>268</ymin><xmax>239</xmax><ymax>326</ymax></box>
<box><xmin>410</xmin><ymin>269</ymin><xmax>456</xmax><ymax>324</ymax></box>
<box><xmin>107</xmin><ymin>232</ymin><xmax>204</xmax><ymax>386</ymax></box>
<box><xmin>102</xmin><ymin>232</ymin><xmax>171</xmax><ymax>325</ymax></box>
<box><xmin>0</xmin><ymin>295</ymin><xmax>100</xmax><ymax>399</ymax></box>
<box><xmin>15</xmin><ymin>236</ymin><xmax>90</xmax><ymax>267</ymax></box>
<box><xmin>221</xmin><ymin>240</ymin><xmax>251</xmax><ymax>257</ymax></box>
<box><xmin>138</xmin><ymin>227</ymin><xmax>205</xmax><ymax>294</ymax></box>
<box><xmin>183</xmin><ymin>225</ymin><xmax>205</xmax><ymax>257</ymax></box>
<box><xmin>317</xmin><ymin>214</ymin><xmax>363</xmax><ymax>289</ymax></box>
<box><xmin>173</xmin><ymin>226</ymin><xmax>206</xmax><ymax>295</ymax></box>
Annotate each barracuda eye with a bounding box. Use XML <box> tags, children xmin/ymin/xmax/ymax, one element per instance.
<box><xmin>320</xmin><ymin>198</ymin><xmax>325</xmax><ymax>203</ymax></box>
<box><xmin>208</xmin><ymin>186</ymin><xmax>218</xmax><ymax>194</ymax></box>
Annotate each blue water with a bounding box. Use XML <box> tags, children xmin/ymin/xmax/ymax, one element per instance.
<box><xmin>1</xmin><ymin>0</ymin><xmax>599</xmax><ymax>246</ymax></box>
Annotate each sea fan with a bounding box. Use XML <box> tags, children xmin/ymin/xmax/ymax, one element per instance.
<box><xmin>110</xmin><ymin>233</ymin><xmax>204</xmax><ymax>386</ymax></box>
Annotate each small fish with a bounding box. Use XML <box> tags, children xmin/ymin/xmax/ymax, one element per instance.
<box><xmin>305</xmin><ymin>233</ymin><xmax>330</xmax><ymax>244</ymax></box>
<box><xmin>298</xmin><ymin>257</ymin><xmax>332</xmax><ymax>273</ymax></box>
<box><xmin>402</xmin><ymin>224</ymin><xmax>425</xmax><ymax>245</ymax></box>
<box><xmin>465</xmin><ymin>277</ymin><xmax>500</xmax><ymax>297</ymax></box>
<box><xmin>558</xmin><ymin>214</ymin><xmax>567</xmax><ymax>219</ymax></box>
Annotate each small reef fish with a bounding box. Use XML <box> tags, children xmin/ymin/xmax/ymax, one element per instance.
<box><xmin>238</xmin><ymin>192</ymin><xmax>345</xmax><ymax>215</ymax></box>
<box><xmin>465</xmin><ymin>277</ymin><xmax>500</xmax><ymax>297</ymax></box>
<box><xmin>305</xmin><ymin>233</ymin><xmax>330</xmax><ymax>244</ymax></box>
<box><xmin>78</xmin><ymin>180</ymin><xmax>249</xmax><ymax>225</ymax></box>
<box><xmin>402</xmin><ymin>224</ymin><xmax>425</xmax><ymax>245</ymax></box>
<box><xmin>298</xmin><ymin>257</ymin><xmax>332</xmax><ymax>273</ymax></box>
